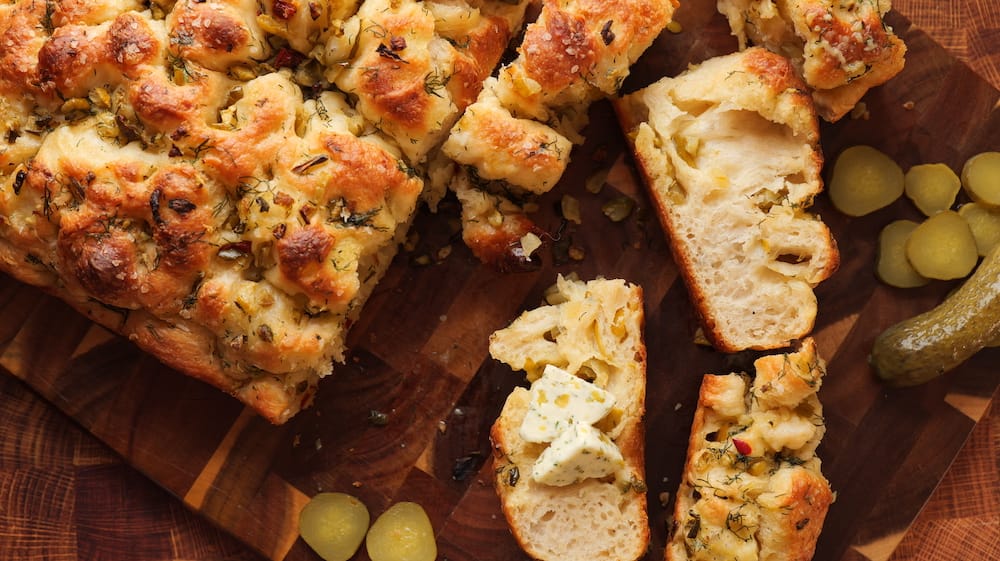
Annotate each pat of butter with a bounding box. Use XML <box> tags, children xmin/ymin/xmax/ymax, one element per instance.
<box><xmin>532</xmin><ymin>422</ymin><xmax>625</xmax><ymax>486</ymax></box>
<box><xmin>519</xmin><ymin>364</ymin><xmax>615</xmax><ymax>443</ymax></box>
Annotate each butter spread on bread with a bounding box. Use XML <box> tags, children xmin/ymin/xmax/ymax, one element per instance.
<box><xmin>667</xmin><ymin>338</ymin><xmax>834</xmax><ymax>561</ymax></box>
<box><xmin>520</xmin><ymin>364</ymin><xmax>616</xmax><ymax>443</ymax></box>
<box><xmin>490</xmin><ymin>275</ymin><xmax>648</xmax><ymax>561</ymax></box>
<box><xmin>716</xmin><ymin>0</ymin><xmax>907</xmax><ymax>122</ymax></box>
<box><xmin>615</xmin><ymin>47</ymin><xmax>839</xmax><ymax>352</ymax></box>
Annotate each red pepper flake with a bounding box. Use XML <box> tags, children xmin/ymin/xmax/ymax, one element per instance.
<box><xmin>732</xmin><ymin>438</ymin><xmax>752</xmax><ymax>456</ymax></box>
<box><xmin>273</xmin><ymin>0</ymin><xmax>296</xmax><ymax>20</ymax></box>
<box><xmin>273</xmin><ymin>47</ymin><xmax>305</xmax><ymax>69</ymax></box>
<box><xmin>273</xmin><ymin>191</ymin><xmax>294</xmax><ymax>207</ymax></box>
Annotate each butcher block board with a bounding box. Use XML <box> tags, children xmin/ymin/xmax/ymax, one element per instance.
<box><xmin>1</xmin><ymin>3</ymin><xmax>997</xmax><ymax>561</ymax></box>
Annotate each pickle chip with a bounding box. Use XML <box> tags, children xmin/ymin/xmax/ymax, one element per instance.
<box><xmin>366</xmin><ymin>502</ymin><xmax>437</xmax><ymax>561</ymax></box>
<box><xmin>828</xmin><ymin>145</ymin><xmax>904</xmax><ymax>216</ymax></box>
<box><xmin>876</xmin><ymin>220</ymin><xmax>929</xmax><ymax>288</ymax></box>
<box><xmin>299</xmin><ymin>493</ymin><xmax>370</xmax><ymax>561</ymax></box>
<box><xmin>904</xmin><ymin>163</ymin><xmax>960</xmax><ymax>216</ymax></box>
<box><xmin>905</xmin><ymin>210</ymin><xmax>979</xmax><ymax>280</ymax></box>
<box><xmin>958</xmin><ymin>202</ymin><xmax>1000</xmax><ymax>256</ymax></box>
<box><xmin>961</xmin><ymin>151</ymin><xmax>1000</xmax><ymax>208</ymax></box>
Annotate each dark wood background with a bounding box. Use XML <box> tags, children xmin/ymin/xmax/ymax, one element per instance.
<box><xmin>0</xmin><ymin>1</ymin><xmax>997</xmax><ymax>560</ymax></box>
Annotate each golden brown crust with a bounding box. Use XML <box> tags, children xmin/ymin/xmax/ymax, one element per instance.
<box><xmin>453</xmin><ymin>175</ymin><xmax>543</xmax><ymax>273</ymax></box>
<box><xmin>742</xmin><ymin>45</ymin><xmax>810</xmax><ymax>94</ymax></box>
<box><xmin>522</xmin><ymin>0</ymin><xmax>678</xmax><ymax>97</ymax></box>
<box><xmin>166</xmin><ymin>0</ymin><xmax>268</xmax><ymax>71</ymax></box>
<box><xmin>0</xmin><ymin>0</ymin><xmax>48</xmax><ymax>98</ymax></box>
<box><xmin>334</xmin><ymin>0</ymin><xmax>525</xmax><ymax>165</ymax></box>
<box><xmin>444</xmin><ymin>85</ymin><xmax>574</xmax><ymax>194</ymax></box>
<box><xmin>756</xmin><ymin>468</ymin><xmax>833</xmax><ymax>560</ymax></box>
<box><xmin>521</xmin><ymin>7</ymin><xmax>596</xmax><ymax>94</ymax></box>
<box><xmin>447</xmin><ymin>16</ymin><xmax>512</xmax><ymax>110</ymax></box>
<box><xmin>717</xmin><ymin>0</ymin><xmax>906</xmax><ymax>121</ymax></box>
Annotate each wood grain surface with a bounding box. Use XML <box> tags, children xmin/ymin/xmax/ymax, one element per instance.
<box><xmin>0</xmin><ymin>1</ymin><xmax>997</xmax><ymax>561</ymax></box>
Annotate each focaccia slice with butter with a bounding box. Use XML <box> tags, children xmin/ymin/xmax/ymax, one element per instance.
<box><xmin>615</xmin><ymin>47</ymin><xmax>839</xmax><ymax>352</ymax></box>
<box><xmin>489</xmin><ymin>275</ymin><xmax>648</xmax><ymax>561</ymax></box>
<box><xmin>666</xmin><ymin>338</ymin><xmax>834</xmax><ymax>561</ymax></box>
<box><xmin>716</xmin><ymin>0</ymin><xmax>906</xmax><ymax>121</ymax></box>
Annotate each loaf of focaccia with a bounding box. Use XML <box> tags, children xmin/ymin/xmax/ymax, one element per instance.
<box><xmin>716</xmin><ymin>0</ymin><xmax>906</xmax><ymax>122</ymax></box>
<box><xmin>667</xmin><ymin>338</ymin><xmax>834</xmax><ymax>561</ymax></box>
<box><xmin>615</xmin><ymin>47</ymin><xmax>839</xmax><ymax>352</ymax></box>
<box><xmin>0</xmin><ymin>0</ymin><xmax>527</xmax><ymax>423</ymax></box>
<box><xmin>489</xmin><ymin>275</ymin><xmax>649</xmax><ymax>561</ymax></box>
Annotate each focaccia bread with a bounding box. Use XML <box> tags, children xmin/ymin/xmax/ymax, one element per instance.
<box><xmin>0</xmin><ymin>0</ymin><xmax>526</xmax><ymax>423</ymax></box>
<box><xmin>716</xmin><ymin>0</ymin><xmax>906</xmax><ymax>121</ymax></box>
<box><xmin>489</xmin><ymin>275</ymin><xmax>648</xmax><ymax>561</ymax></box>
<box><xmin>333</xmin><ymin>0</ymin><xmax>529</xmax><ymax>165</ymax></box>
<box><xmin>667</xmin><ymin>338</ymin><xmax>834</xmax><ymax>561</ymax></box>
<box><xmin>615</xmin><ymin>47</ymin><xmax>839</xmax><ymax>352</ymax></box>
<box><xmin>440</xmin><ymin>0</ymin><xmax>678</xmax><ymax>269</ymax></box>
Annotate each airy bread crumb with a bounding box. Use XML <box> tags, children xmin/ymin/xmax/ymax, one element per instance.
<box><xmin>615</xmin><ymin>48</ymin><xmax>839</xmax><ymax>352</ymax></box>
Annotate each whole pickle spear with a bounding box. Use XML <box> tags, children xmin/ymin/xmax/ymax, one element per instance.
<box><xmin>870</xmin><ymin>245</ymin><xmax>1000</xmax><ymax>386</ymax></box>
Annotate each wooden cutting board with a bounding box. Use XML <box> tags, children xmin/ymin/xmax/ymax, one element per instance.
<box><xmin>0</xmin><ymin>2</ymin><xmax>997</xmax><ymax>561</ymax></box>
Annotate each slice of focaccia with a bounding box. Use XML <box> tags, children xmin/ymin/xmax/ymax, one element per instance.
<box><xmin>716</xmin><ymin>0</ymin><xmax>906</xmax><ymax>122</ymax></box>
<box><xmin>0</xmin><ymin>0</ymin><xmax>527</xmax><ymax>423</ymax></box>
<box><xmin>489</xmin><ymin>275</ymin><xmax>648</xmax><ymax>561</ymax></box>
<box><xmin>667</xmin><ymin>338</ymin><xmax>834</xmax><ymax>561</ymax></box>
<box><xmin>615</xmin><ymin>47</ymin><xmax>839</xmax><ymax>352</ymax></box>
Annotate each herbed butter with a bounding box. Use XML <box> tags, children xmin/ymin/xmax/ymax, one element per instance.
<box><xmin>532</xmin><ymin>422</ymin><xmax>625</xmax><ymax>486</ymax></box>
<box><xmin>519</xmin><ymin>364</ymin><xmax>615</xmax><ymax>443</ymax></box>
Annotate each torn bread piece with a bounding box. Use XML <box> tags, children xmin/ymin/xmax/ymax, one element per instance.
<box><xmin>440</xmin><ymin>0</ymin><xmax>678</xmax><ymax>269</ymax></box>
<box><xmin>716</xmin><ymin>0</ymin><xmax>906</xmax><ymax>122</ymax></box>
<box><xmin>615</xmin><ymin>47</ymin><xmax>839</xmax><ymax>352</ymax></box>
<box><xmin>334</xmin><ymin>0</ymin><xmax>530</xmax><ymax>165</ymax></box>
<box><xmin>489</xmin><ymin>275</ymin><xmax>648</xmax><ymax>561</ymax></box>
<box><xmin>666</xmin><ymin>337</ymin><xmax>834</xmax><ymax>561</ymax></box>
